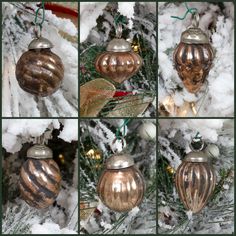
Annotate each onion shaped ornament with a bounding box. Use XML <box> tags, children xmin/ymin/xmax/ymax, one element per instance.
<box><xmin>15</xmin><ymin>28</ymin><xmax>64</xmax><ymax>97</ymax></box>
<box><xmin>19</xmin><ymin>144</ymin><xmax>61</xmax><ymax>209</ymax></box>
<box><xmin>97</xmin><ymin>153</ymin><xmax>145</xmax><ymax>212</ymax></box>
<box><xmin>95</xmin><ymin>24</ymin><xmax>142</xmax><ymax>84</ymax></box>
<box><xmin>173</xmin><ymin>13</ymin><xmax>214</xmax><ymax>93</ymax></box>
<box><xmin>175</xmin><ymin>136</ymin><xmax>216</xmax><ymax>213</ymax></box>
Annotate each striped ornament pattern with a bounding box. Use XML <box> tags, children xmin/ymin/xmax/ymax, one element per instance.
<box><xmin>97</xmin><ymin>167</ymin><xmax>145</xmax><ymax>212</ymax></box>
<box><xmin>16</xmin><ymin>49</ymin><xmax>64</xmax><ymax>97</ymax></box>
<box><xmin>173</xmin><ymin>42</ymin><xmax>214</xmax><ymax>93</ymax></box>
<box><xmin>19</xmin><ymin>158</ymin><xmax>61</xmax><ymax>209</ymax></box>
<box><xmin>175</xmin><ymin>161</ymin><xmax>216</xmax><ymax>213</ymax></box>
<box><xmin>95</xmin><ymin>51</ymin><xmax>142</xmax><ymax>84</ymax></box>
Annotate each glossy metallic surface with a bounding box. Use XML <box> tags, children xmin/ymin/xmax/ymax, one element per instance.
<box><xmin>175</xmin><ymin>159</ymin><xmax>216</xmax><ymax>213</ymax></box>
<box><xmin>27</xmin><ymin>144</ymin><xmax>53</xmax><ymax>159</ymax></box>
<box><xmin>28</xmin><ymin>37</ymin><xmax>53</xmax><ymax>50</ymax></box>
<box><xmin>173</xmin><ymin>42</ymin><xmax>214</xmax><ymax>93</ymax></box>
<box><xmin>95</xmin><ymin>51</ymin><xmax>142</xmax><ymax>84</ymax></box>
<box><xmin>16</xmin><ymin>49</ymin><xmax>64</xmax><ymax>96</ymax></box>
<box><xmin>181</xmin><ymin>27</ymin><xmax>209</xmax><ymax>44</ymax></box>
<box><xmin>185</xmin><ymin>151</ymin><xmax>209</xmax><ymax>162</ymax></box>
<box><xmin>97</xmin><ymin>166</ymin><xmax>145</xmax><ymax>212</ymax></box>
<box><xmin>106</xmin><ymin>154</ymin><xmax>134</xmax><ymax>169</ymax></box>
<box><xmin>19</xmin><ymin>158</ymin><xmax>61</xmax><ymax>209</ymax></box>
<box><xmin>106</xmin><ymin>38</ymin><xmax>132</xmax><ymax>52</ymax></box>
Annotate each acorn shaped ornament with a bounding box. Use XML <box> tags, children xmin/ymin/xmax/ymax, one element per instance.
<box><xmin>175</xmin><ymin>136</ymin><xmax>216</xmax><ymax>213</ymax></box>
<box><xmin>173</xmin><ymin>13</ymin><xmax>214</xmax><ymax>93</ymax></box>
<box><xmin>15</xmin><ymin>27</ymin><xmax>64</xmax><ymax>96</ymax></box>
<box><xmin>97</xmin><ymin>153</ymin><xmax>145</xmax><ymax>212</ymax></box>
<box><xmin>95</xmin><ymin>24</ymin><xmax>142</xmax><ymax>84</ymax></box>
<box><xmin>19</xmin><ymin>144</ymin><xmax>61</xmax><ymax>209</ymax></box>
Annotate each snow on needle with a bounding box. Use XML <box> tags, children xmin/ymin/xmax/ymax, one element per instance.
<box><xmin>171</xmin><ymin>2</ymin><xmax>198</xmax><ymax>21</ymax></box>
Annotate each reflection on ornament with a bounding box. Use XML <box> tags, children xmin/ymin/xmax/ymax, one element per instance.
<box><xmin>80</xmin><ymin>201</ymin><xmax>97</xmax><ymax>221</ymax></box>
<box><xmin>19</xmin><ymin>144</ymin><xmax>61</xmax><ymax>209</ymax></box>
<box><xmin>173</xmin><ymin>13</ymin><xmax>214</xmax><ymax>93</ymax></box>
<box><xmin>95</xmin><ymin>24</ymin><xmax>142</xmax><ymax>84</ymax></box>
<box><xmin>166</xmin><ymin>165</ymin><xmax>175</xmax><ymax>174</ymax></box>
<box><xmin>16</xmin><ymin>36</ymin><xmax>64</xmax><ymax>97</ymax></box>
<box><xmin>175</xmin><ymin>138</ymin><xmax>216</xmax><ymax>213</ymax></box>
<box><xmin>85</xmin><ymin>149</ymin><xmax>102</xmax><ymax>160</ymax></box>
<box><xmin>97</xmin><ymin>154</ymin><xmax>145</xmax><ymax>212</ymax></box>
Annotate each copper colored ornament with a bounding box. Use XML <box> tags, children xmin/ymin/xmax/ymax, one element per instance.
<box><xmin>175</xmin><ymin>143</ymin><xmax>216</xmax><ymax>213</ymax></box>
<box><xmin>19</xmin><ymin>144</ymin><xmax>61</xmax><ymax>209</ymax></box>
<box><xmin>15</xmin><ymin>35</ymin><xmax>64</xmax><ymax>97</ymax></box>
<box><xmin>80</xmin><ymin>78</ymin><xmax>116</xmax><ymax>117</ymax></box>
<box><xmin>173</xmin><ymin>13</ymin><xmax>214</xmax><ymax>93</ymax></box>
<box><xmin>95</xmin><ymin>25</ymin><xmax>142</xmax><ymax>84</ymax></box>
<box><xmin>97</xmin><ymin>154</ymin><xmax>145</xmax><ymax>212</ymax></box>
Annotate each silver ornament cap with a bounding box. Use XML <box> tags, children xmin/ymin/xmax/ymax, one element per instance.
<box><xmin>106</xmin><ymin>38</ymin><xmax>132</xmax><ymax>52</ymax></box>
<box><xmin>27</xmin><ymin>144</ymin><xmax>53</xmax><ymax>159</ymax></box>
<box><xmin>181</xmin><ymin>27</ymin><xmax>209</xmax><ymax>44</ymax></box>
<box><xmin>28</xmin><ymin>37</ymin><xmax>53</xmax><ymax>50</ymax></box>
<box><xmin>106</xmin><ymin>154</ymin><xmax>134</xmax><ymax>169</ymax></box>
<box><xmin>184</xmin><ymin>151</ymin><xmax>209</xmax><ymax>163</ymax></box>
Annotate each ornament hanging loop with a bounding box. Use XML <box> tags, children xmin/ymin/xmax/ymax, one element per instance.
<box><xmin>190</xmin><ymin>132</ymin><xmax>205</xmax><ymax>152</ymax></box>
<box><xmin>111</xmin><ymin>137</ymin><xmax>127</xmax><ymax>154</ymax></box>
<box><xmin>33</xmin><ymin>25</ymin><xmax>42</xmax><ymax>38</ymax></box>
<box><xmin>191</xmin><ymin>12</ymin><xmax>199</xmax><ymax>28</ymax></box>
<box><xmin>115</xmin><ymin>23</ymin><xmax>123</xmax><ymax>39</ymax></box>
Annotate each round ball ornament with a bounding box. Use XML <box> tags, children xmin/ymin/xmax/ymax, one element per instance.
<box><xmin>19</xmin><ymin>144</ymin><xmax>61</xmax><ymax>209</ymax></box>
<box><xmin>15</xmin><ymin>30</ymin><xmax>64</xmax><ymax>97</ymax></box>
<box><xmin>175</xmin><ymin>140</ymin><xmax>216</xmax><ymax>213</ymax></box>
<box><xmin>97</xmin><ymin>154</ymin><xmax>145</xmax><ymax>212</ymax></box>
<box><xmin>138</xmin><ymin>122</ymin><xmax>156</xmax><ymax>140</ymax></box>
<box><xmin>95</xmin><ymin>24</ymin><xmax>142</xmax><ymax>84</ymax></box>
<box><xmin>173</xmin><ymin>13</ymin><xmax>214</xmax><ymax>93</ymax></box>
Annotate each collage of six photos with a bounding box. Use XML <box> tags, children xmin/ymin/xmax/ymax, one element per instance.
<box><xmin>1</xmin><ymin>1</ymin><xmax>234</xmax><ymax>235</ymax></box>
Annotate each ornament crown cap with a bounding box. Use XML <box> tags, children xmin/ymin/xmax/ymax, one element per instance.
<box><xmin>106</xmin><ymin>154</ymin><xmax>134</xmax><ymax>169</ymax></box>
<box><xmin>106</xmin><ymin>38</ymin><xmax>132</xmax><ymax>52</ymax></box>
<box><xmin>28</xmin><ymin>37</ymin><xmax>53</xmax><ymax>50</ymax></box>
<box><xmin>27</xmin><ymin>144</ymin><xmax>53</xmax><ymax>159</ymax></box>
<box><xmin>185</xmin><ymin>151</ymin><xmax>209</xmax><ymax>163</ymax></box>
<box><xmin>181</xmin><ymin>27</ymin><xmax>209</xmax><ymax>44</ymax></box>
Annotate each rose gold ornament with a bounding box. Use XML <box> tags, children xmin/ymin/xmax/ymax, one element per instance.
<box><xmin>173</xmin><ymin>13</ymin><xmax>214</xmax><ymax>93</ymax></box>
<box><xmin>95</xmin><ymin>24</ymin><xmax>142</xmax><ymax>84</ymax></box>
<box><xmin>15</xmin><ymin>30</ymin><xmax>64</xmax><ymax>97</ymax></box>
<box><xmin>97</xmin><ymin>154</ymin><xmax>145</xmax><ymax>212</ymax></box>
<box><xmin>175</xmin><ymin>137</ymin><xmax>216</xmax><ymax>213</ymax></box>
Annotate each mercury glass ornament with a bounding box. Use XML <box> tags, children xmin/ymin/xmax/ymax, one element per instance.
<box><xmin>19</xmin><ymin>144</ymin><xmax>61</xmax><ymax>209</ymax></box>
<box><xmin>97</xmin><ymin>154</ymin><xmax>145</xmax><ymax>212</ymax></box>
<box><xmin>15</xmin><ymin>32</ymin><xmax>64</xmax><ymax>97</ymax></box>
<box><xmin>95</xmin><ymin>24</ymin><xmax>142</xmax><ymax>84</ymax></box>
<box><xmin>175</xmin><ymin>139</ymin><xmax>216</xmax><ymax>213</ymax></box>
<box><xmin>173</xmin><ymin>13</ymin><xmax>214</xmax><ymax>93</ymax></box>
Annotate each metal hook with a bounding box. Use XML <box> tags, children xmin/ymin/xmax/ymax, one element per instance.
<box><xmin>33</xmin><ymin>25</ymin><xmax>42</xmax><ymax>38</ymax></box>
<box><xmin>192</xmin><ymin>12</ymin><xmax>200</xmax><ymax>28</ymax></box>
<box><xmin>110</xmin><ymin>137</ymin><xmax>126</xmax><ymax>154</ymax></box>
<box><xmin>115</xmin><ymin>23</ymin><xmax>123</xmax><ymax>38</ymax></box>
